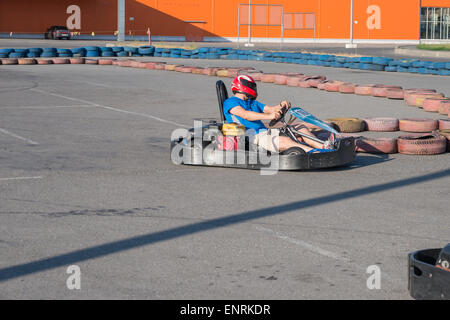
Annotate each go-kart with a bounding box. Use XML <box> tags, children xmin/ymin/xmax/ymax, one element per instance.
<box><xmin>408</xmin><ymin>244</ymin><xmax>450</xmax><ymax>300</ymax></box>
<box><xmin>170</xmin><ymin>80</ymin><xmax>356</xmax><ymax>170</ymax></box>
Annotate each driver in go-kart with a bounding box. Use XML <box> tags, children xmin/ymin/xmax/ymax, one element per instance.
<box><xmin>223</xmin><ymin>75</ymin><xmax>329</xmax><ymax>153</ymax></box>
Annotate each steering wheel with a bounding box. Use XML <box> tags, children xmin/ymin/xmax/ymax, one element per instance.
<box><xmin>268</xmin><ymin>106</ymin><xmax>288</xmax><ymax>127</ymax></box>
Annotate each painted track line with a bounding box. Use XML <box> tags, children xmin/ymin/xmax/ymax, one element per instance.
<box><xmin>0</xmin><ymin>176</ymin><xmax>43</xmax><ymax>181</ymax></box>
<box><xmin>255</xmin><ymin>225</ymin><xmax>402</xmax><ymax>283</ymax></box>
<box><xmin>30</xmin><ymin>88</ymin><xmax>188</xmax><ymax>128</ymax></box>
<box><xmin>0</xmin><ymin>128</ymin><xmax>39</xmax><ymax>145</ymax></box>
<box><xmin>255</xmin><ymin>225</ymin><xmax>349</xmax><ymax>262</ymax></box>
<box><xmin>0</xmin><ymin>105</ymin><xmax>94</xmax><ymax>110</ymax></box>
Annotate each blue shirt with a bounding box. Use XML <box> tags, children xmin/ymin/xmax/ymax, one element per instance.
<box><xmin>223</xmin><ymin>97</ymin><xmax>267</xmax><ymax>133</ymax></box>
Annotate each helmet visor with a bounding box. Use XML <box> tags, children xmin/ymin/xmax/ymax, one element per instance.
<box><xmin>240</xmin><ymin>78</ymin><xmax>257</xmax><ymax>91</ymax></box>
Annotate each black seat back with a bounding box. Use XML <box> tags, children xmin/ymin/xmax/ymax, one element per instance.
<box><xmin>216</xmin><ymin>80</ymin><xmax>228</xmax><ymax>122</ymax></box>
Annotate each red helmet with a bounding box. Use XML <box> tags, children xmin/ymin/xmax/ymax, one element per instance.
<box><xmin>232</xmin><ymin>75</ymin><xmax>257</xmax><ymax>99</ymax></box>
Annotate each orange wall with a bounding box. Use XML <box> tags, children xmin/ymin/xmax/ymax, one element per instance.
<box><xmin>1</xmin><ymin>0</ymin><xmax>449</xmax><ymax>40</ymax></box>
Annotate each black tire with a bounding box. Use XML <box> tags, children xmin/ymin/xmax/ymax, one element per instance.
<box><xmin>281</xmin><ymin>147</ymin><xmax>306</xmax><ymax>156</ymax></box>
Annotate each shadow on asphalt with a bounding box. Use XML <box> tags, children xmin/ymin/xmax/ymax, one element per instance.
<box><xmin>0</xmin><ymin>168</ymin><xmax>449</xmax><ymax>282</ymax></box>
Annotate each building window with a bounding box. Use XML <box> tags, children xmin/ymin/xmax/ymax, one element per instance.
<box><xmin>420</xmin><ymin>7</ymin><xmax>450</xmax><ymax>40</ymax></box>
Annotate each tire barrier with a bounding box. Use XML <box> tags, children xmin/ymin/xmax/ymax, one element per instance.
<box><xmin>18</xmin><ymin>58</ymin><xmax>36</xmax><ymax>65</ymax></box>
<box><xmin>36</xmin><ymin>59</ymin><xmax>52</xmax><ymax>65</ymax></box>
<box><xmin>1</xmin><ymin>45</ymin><xmax>449</xmax><ymax>75</ymax></box>
<box><xmin>261</xmin><ymin>74</ymin><xmax>276</xmax><ymax>83</ymax></box>
<box><xmin>326</xmin><ymin>118</ymin><xmax>365</xmax><ymax>133</ymax></box>
<box><xmin>439</xmin><ymin>101</ymin><xmax>450</xmax><ymax>115</ymax></box>
<box><xmin>399</xmin><ymin>119</ymin><xmax>439</xmax><ymax>133</ymax></box>
<box><xmin>274</xmin><ymin>74</ymin><xmax>288</xmax><ymax>85</ymax></box>
<box><xmin>2</xmin><ymin>58</ymin><xmax>18</xmax><ymax>65</ymax></box>
<box><xmin>338</xmin><ymin>83</ymin><xmax>355</xmax><ymax>94</ymax></box>
<box><xmin>397</xmin><ymin>134</ymin><xmax>447</xmax><ymax>155</ymax></box>
<box><xmin>69</xmin><ymin>58</ymin><xmax>85</xmax><ymax>64</ymax></box>
<box><xmin>355</xmin><ymin>137</ymin><xmax>398</xmax><ymax>154</ymax></box>
<box><xmin>355</xmin><ymin>85</ymin><xmax>374</xmax><ymax>95</ymax></box>
<box><xmin>405</xmin><ymin>92</ymin><xmax>444</xmax><ymax>107</ymax></box>
<box><xmin>439</xmin><ymin>119</ymin><xmax>450</xmax><ymax>130</ymax></box>
<box><xmin>386</xmin><ymin>88</ymin><xmax>404</xmax><ymax>100</ymax></box>
<box><xmin>216</xmin><ymin>69</ymin><xmax>229</xmax><ymax>77</ymax></box>
<box><xmin>324</xmin><ymin>81</ymin><xmax>342</xmax><ymax>92</ymax></box>
<box><xmin>363</xmin><ymin>118</ymin><xmax>399</xmax><ymax>132</ymax></box>
<box><xmin>52</xmin><ymin>58</ymin><xmax>70</xmax><ymax>64</ymax></box>
<box><xmin>371</xmin><ymin>85</ymin><xmax>402</xmax><ymax>98</ymax></box>
<box><xmin>85</xmin><ymin>59</ymin><xmax>98</xmax><ymax>65</ymax></box>
<box><xmin>98</xmin><ymin>59</ymin><xmax>114</xmax><ymax>65</ymax></box>
<box><xmin>435</xmin><ymin>129</ymin><xmax>450</xmax><ymax>151</ymax></box>
<box><xmin>317</xmin><ymin>80</ymin><xmax>329</xmax><ymax>90</ymax></box>
<box><xmin>423</xmin><ymin>98</ymin><xmax>449</xmax><ymax>112</ymax></box>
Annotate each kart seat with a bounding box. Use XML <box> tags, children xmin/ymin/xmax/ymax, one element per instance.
<box><xmin>216</xmin><ymin>80</ymin><xmax>228</xmax><ymax>122</ymax></box>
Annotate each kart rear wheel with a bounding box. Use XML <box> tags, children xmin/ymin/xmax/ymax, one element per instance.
<box><xmin>281</xmin><ymin>147</ymin><xmax>306</xmax><ymax>156</ymax></box>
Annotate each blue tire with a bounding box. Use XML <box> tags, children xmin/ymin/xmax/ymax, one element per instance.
<box><xmin>207</xmin><ymin>53</ymin><xmax>219</xmax><ymax>59</ymax></box>
<box><xmin>384</xmin><ymin>66</ymin><xmax>397</xmax><ymax>72</ymax></box>
<box><xmin>418</xmin><ymin>68</ymin><xmax>427</xmax><ymax>74</ymax></box>
<box><xmin>124</xmin><ymin>47</ymin><xmax>139</xmax><ymax>54</ymax></box>
<box><xmin>71</xmin><ymin>48</ymin><xmax>86</xmax><ymax>55</ymax></box>
<box><xmin>432</xmin><ymin>62</ymin><xmax>446</xmax><ymax>69</ymax></box>
<box><xmin>84</xmin><ymin>46</ymin><xmax>100</xmax><ymax>51</ymax></box>
<box><xmin>331</xmin><ymin>62</ymin><xmax>344</xmax><ymax>68</ymax></box>
<box><xmin>397</xmin><ymin>66</ymin><xmax>409</xmax><ymax>72</ymax></box>
<box><xmin>40</xmin><ymin>52</ymin><xmax>57</xmax><ymax>58</ymax></box>
<box><xmin>117</xmin><ymin>51</ymin><xmax>128</xmax><ymax>57</ymax></box>
<box><xmin>372</xmin><ymin>57</ymin><xmax>392</xmax><ymax>65</ymax></box>
<box><xmin>101</xmin><ymin>52</ymin><xmax>116</xmax><ymax>57</ymax></box>
<box><xmin>86</xmin><ymin>50</ymin><xmax>100</xmax><ymax>57</ymax></box>
<box><xmin>29</xmin><ymin>48</ymin><xmax>43</xmax><ymax>54</ymax></box>
<box><xmin>0</xmin><ymin>48</ymin><xmax>14</xmax><ymax>54</ymax></box>
<box><xmin>9</xmin><ymin>52</ymin><xmax>26</xmax><ymax>58</ymax></box>
<box><xmin>359</xmin><ymin>57</ymin><xmax>373</xmax><ymax>63</ymax></box>
<box><xmin>398</xmin><ymin>60</ymin><xmax>413</xmax><ymax>67</ymax></box>
<box><xmin>138</xmin><ymin>48</ymin><xmax>155</xmax><ymax>55</ymax></box>
<box><xmin>56</xmin><ymin>48</ymin><xmax>71</xmax><ymax>54</ymax></box>
<box><xmin>14</xmin><ymin>49</ymin><xmax>30</xmax><ymax>54</ymax></box>
<box><xmin>112</xmin><ymin>47</ymin><xmax>124</xmax><ymax>53</ymax></box>
<box><xmin>446</xmin><ymin>62</ymin><xmax>450</xmax><ymax>70</ymax></box>
<box><xmin>238</xmin><ymin>55</ymin><xmax>248</xmax><ymax>60</ymax></box>
<box><xmin>439</xmin><ymin>69</ymin><xmax>450</xmax><ymax>76</ymax></box>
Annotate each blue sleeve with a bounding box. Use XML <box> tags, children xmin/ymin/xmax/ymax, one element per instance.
<box><xmin>223</xmin><ymin>98</ymin><xmax>239</xmax><ymax>115</ymax></box>
<box><xmin>254</xmin><ymin>100</ymin><xmax>266</xmax><ymax>113</ymax></box>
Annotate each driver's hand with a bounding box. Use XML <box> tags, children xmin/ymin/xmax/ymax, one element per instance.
<box><xmin>270</xmin><ymin>110</ymin><xmax>282</xmax><ymax>120</ymax></box>
<box><xmin>280</xmin><ymin>100</ymin><xmax>291</xmax><ymax>109</ymax></box>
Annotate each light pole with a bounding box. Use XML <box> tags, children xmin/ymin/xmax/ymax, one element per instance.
<box><xmin>118</xmin><ymin>0</ymin><xmax>125</xmax><ymax>42</ymax></box>
<box><xmin>346</xmin><ymin>0</ymin><xmax>357</xmax><ymax>48</ymax></box>
<box><xmin>245</xmin><ymin>0</ymin><xmax>254</xmax><ymax>47</ymax></box>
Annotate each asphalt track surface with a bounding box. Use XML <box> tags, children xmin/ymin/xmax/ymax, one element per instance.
<box><xmin>0</xmin><ymin>56</ymin><xmax>449</xmax><ymax>299</ymax></box>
